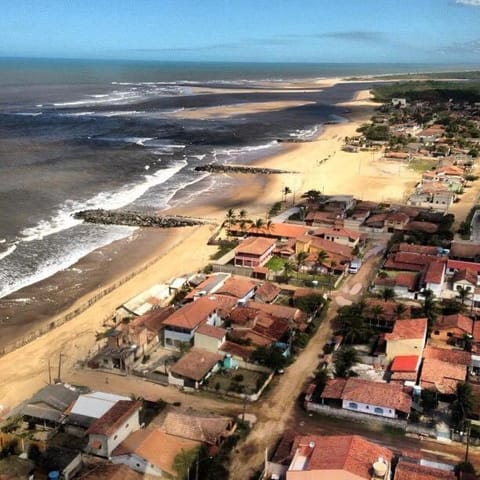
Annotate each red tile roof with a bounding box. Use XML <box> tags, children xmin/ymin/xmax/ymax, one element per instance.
<box><xmin>216</xmin><ymin>277</ymin><xmax>257</xmax><ymax>299</ymax></box>
<box><xmin>385</xmin><ymin>318</ymin><xmax>428</xmax><ymax>341</ymax></box>
<box><xmin>297</xmin><ymin>235</ymin><xmax>353</xmax><ymax>259</ymax></box>
<box><xmin>321</xmin><ymin>378</ymin><xmax>412</xmax><ymax>414</ymax></box>
<box><xmin>219</xmin><ymin>340</ymin><xmax>254</xmax><ymax>360</ymax></box>
<box><xmin>447</xmin><ymin>259</ymin><xmax>480</xmax><ymax>274</ymax></box>
<box><xmin>170</xmin><ymin>348</ymin><xmax>223</xmax><ymax>382</ymax></box>
<box><xmin>235</xmin><ymin>236</ymin><xmax>276</xmax><ymax>256</ymax></box>
<box><xmin>196</xmin><ymin>324</ymin><xmax>226</xmax><ymax>340</ymax></box>
<box><xmin>424</xmin><ymin>261</ymin><xmax>445</xmax><ymax>284</ymax></box>
<box><xmin>247</xmin><ymin>301</ymin><xmax>308</xmax><ymax>330</ymax></box>
<box><xmin>255</xmin><ymin>282</ymin><xmax>281</xmax><ymax>303</ymax></box>
<box><xmin>423</xmin><ymin>346</ymin><xmax>471</xmax><ymax>366</ymax></box>
<box><xmin>163</xmin><ymin>296</ymin><xmax>222</xmax><ymax>330</ymax></box>
<box><xmin>86</xmin><ymin>400</ymin><xmax>140</xmax><ymax>437</ymax></box>
<box><xmin>397</xmin><ymin>243</ymin><xmax>439</xmax><ymax>255</ymax></box>
<box><xmin>452</xmin><ymin>268</ymin><xmax>477</xmax><ymax>285</ymax></box>
<box><xmin>420</xmin><ymin>358</ymin><xmax>467</xmax><ymax>394</ymax></box>
<box><xmin>312</xmin><ymin>226</ymin><xmax>361</xmax><ymax>240</ymax></box>
<box><xmin>390</xmin><ymin>355</ymin><xmax>420</xmax><ymax>373</ymax></box>
<box><xmin>434</xmin><ymin>314</ymin><xmax>473</xmax><ymax>335</ymax></box>
<box><xmin>404</xmin><ymin>221</ymin><xmax>439</xmax><ymax>234</ymax></box>
<box><xmin>394</xmin><ymin>458</ymin><xmax>456</xmax><ymax>480</ymax></box>
<box><xmin>364</xmin><ymin>300</ymin><xmax>411</xmax><ymax>322</ymax></box>
<box><xmin>290</xmin><ymin>434</ymin><xmax>393</xmax><ymax>478</ymax></box>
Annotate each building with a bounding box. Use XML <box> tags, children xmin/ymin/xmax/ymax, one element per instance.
<box><xmin>85</xmin><ymin>400</ymin><xmax>142</xmax><ymax>458</ymax></box>
<box><xmin>254</xmin><ymin>282</ymin><xmax>281</xmax><ymax>303</ymax></box>
<box><xmin>311</xmin><ymin>226</ymin><xmax>361</xmax><ymax>248</ymax></box>
<box><xmin>111</xmin><ymin>429</ymin><xmax>200</xmax><ymax>477</ymax></box>
<box><xmin>283</xmin><ymin>434</ymin><xmax>393</xmax><ymax>480</ymax></box>
<box><xmin>389</xmin><ymin>355</ymin><xmax>421</xmax><ymax>384</ymax></box>
<box><xmin>234</xmin><ymin>237</ymin><xmax>276</xmax><ymax>268</ymax></box>
<box><xmin>385</xmin><ymin>318</ymin><xmax>428</xmax><ymax>360</ymax></box>
<box><xmin>168</xmin><ymin>348</ymin><xmax>224</xmax><ymax>389</ymax></box>
<box><xmin>431</xmin><ymin>314</ymin><xmax>474</xmax><ymax>343</ymax></box>
<box><xmin>194</xmin><ymin>324</ymin><xmax>227</xmax><ymax>352</ymax></box>
<box><xmin>216</xmin><ymin>276</ymin><xmax>257</xmax><ymax>301</ymax></box>
<box><xmin>420</xmin><ymin>358</ymin><xmax>467</xmax><ymax>396</ymax></box>
<box><xmin>162</xmin><ymin>296</ymin><xmax>226</xmax><ymax>348</ymax></box>
<box><xmin>320</xmin><ymin>378</ymin><xmax>412</xmax><ymax>419</ymax></box>
<box><xmin>422</xmin><ymin>260</ymin><xmax>446</xmax><ymax>297</ymax></box>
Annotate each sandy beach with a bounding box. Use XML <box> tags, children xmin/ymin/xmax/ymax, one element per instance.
<box><xmin>0</xmin><ymin>83</ymin><xmax>423</xmax><ymax>413</ymax></box>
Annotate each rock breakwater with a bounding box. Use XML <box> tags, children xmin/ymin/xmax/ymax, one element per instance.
<box><xmin>194</xmin><ymin>164</ymin><xmax>297</xmax><ymax>174</ymax></box>
<box><xmin>74</xmin><ymin>209</ymin><xmax>209</xmax><ymax>228</ymax></box>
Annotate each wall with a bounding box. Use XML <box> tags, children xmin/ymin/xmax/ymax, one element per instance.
<box><xmin>194</xmin><ymin>333</ymin><xmax>223</xmax><ymax>353</ymax></box>
<box><xmin>341</xmin><ymin>399</ymin><xmax>396</xmax><ymax>419</ymax></box>
<box><xmin>305</xmin><ymin>402</ymin><xmax>407</xmax><ymax>429</ymax></box>
<box><xmin>386</xmin><ymin>338</ymin><xmax>425</xmax><ymax>360</ymax></box>
<box><xmin>112</xmin><ymin>453</ymin><xmax>164</xmax><ymax>477</ymax></box>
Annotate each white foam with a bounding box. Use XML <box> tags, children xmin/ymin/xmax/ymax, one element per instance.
<box><xmin>14</xmin><ymin>112</ymin><xmax>42</xmax><ymax>116</ymax></box>
<box><xmin>0</xmin><ymin>244</ymin><xmax>17</xmax><ymax>261</ymax></box>
<box><xmin>19</xmin><ymin>160</ymin><xmax>188</xmax><ymax>243</ymax></box>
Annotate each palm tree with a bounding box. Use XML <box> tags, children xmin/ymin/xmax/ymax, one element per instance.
<box><xmin>393</xmin><ymin>303</ymin><xmax>407</xmax><ymax>319</ymax></box>
<box><xmin>316</xmin><ymin>249</ymin><xmax>329</xmax><ymax>269</ymax></box>
<box><xmin>295</xmin><ymin>251</ymin><xmax>309</xmax><ymax>279</ymax></box>
<box><xmin>225</xmin><ymin>208</ymin><xmax>236</xmax><ymax>226</ymax></box>
<box><xmin>282</xmin><ymin>186</ymin><xmax>292</xmax><ymax>203</ymax></box>
<box><xmin>381</xmin><ymin>287</ymin><xmax>395</xmax><ymax>302</ymax></box>
<box><xmin>239</xmin><ymin>209</ymin><xmax>247</xmax><ymax>221</ymax></box>
<box><xmin>456</xmin><ymin>285</ymin><xmax>472</xmax><ymax>306</ymax></box>
<box><xmin>450</xmin><ymin>382</ymin><xmax>474</xmax><ymax>429</ymax></box>
<box><xmin>369</xmin><ymin>304</ymin><xmax>385</xmax><ymax>327</ymax></box>
<box><xmin>282</xmin><ymin>261</ymin><xmax>295</xmax><ymax>284</ymax></box>
<box><xmin>239</xmin><ymin>219</ymin><xmax>248</xmax><ymax>235</ymax></box>
<box><xmin>266</xmin><ymin>219</ymin><xmax>274</xmax><ymax>232</ymax></box>
<box><xmin>302</xmin><ymin>189</ymin><xmax>322</xmax><ymax>203</ymax></box>
<box><xmin>254</xmin><ymin>218</ymin><xmax>265</xmax><ymax>231</ymax></box>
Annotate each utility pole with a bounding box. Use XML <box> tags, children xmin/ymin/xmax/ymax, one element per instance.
<box><xmin>465</xmin><ymin>420</ymin><xmax>471</xmax><ymax>464</ymax></box>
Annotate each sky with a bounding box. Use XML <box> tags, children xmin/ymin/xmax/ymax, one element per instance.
<box><xmin>1</xmin><ymin>0</ymin><xmax>480</xmax><ymax>64</ymax></box>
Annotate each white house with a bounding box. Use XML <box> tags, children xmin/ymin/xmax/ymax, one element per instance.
<box><xmin>85</xmin><ymin>400</ymin><xmax>141</xmax><ymax>458</ymax></box>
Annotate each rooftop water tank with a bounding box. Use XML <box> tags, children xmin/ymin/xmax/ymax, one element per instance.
<box><xmin>48</xmin><ymin>472</ymin><xmax>60</xmax><ymax>480</ymax></box>
<box><xmin>373</xmin><ymin>459</ymin><xmax>388</xmax><ymax>478</ymax></box>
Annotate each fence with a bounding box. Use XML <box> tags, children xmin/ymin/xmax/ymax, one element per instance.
<box><xmin>0</xmin><ymin>233</ymin><xmax>192</xmax><ymax>358</ymax></box>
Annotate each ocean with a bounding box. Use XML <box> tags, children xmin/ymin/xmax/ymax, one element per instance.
<box><xmin>0</xmin><ymin>58</ymin><xmax>465</xmax><ymax>299</ymax></box>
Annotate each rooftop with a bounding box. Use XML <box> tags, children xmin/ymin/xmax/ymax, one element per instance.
<box><xmin>235</xmin><ymin>236</ymin><xmax>276</xmax><ymax>256</ymax></box>
<box><xmin>86</xmin><ymin>400</ymin><xmax>141</xmax><ymax>437</ymax></box>
<box><xmin>170</xmin><ymin>348</ymin><xmax>223</xmax><ymax>382</ymax></box>
<box><xmin>230</xmin><ymin>222</ymin><xmax>310</xmax><ymax>239</ymax></box>
<box><xmin>195</xmin><ymin>323</ymin><xmax>227</xmax><ymax>340</ymax></box>
<box><xmin>216</xmin><ymin>276</ymin><xmax>257</xmax><ymax>299</ymax></box>
<box><xmin>255</xmin><ymin>282</ymin><xmax>281</xmax><ymax>303</ymax></box>
<box><xmin>424</xmin><ymin>261</ymin><xmax>445</xmax><ymax>285</ymax></box>
<box><xmin>423</xmin><ymin>346</ymin><xmax>471</xmax><ymax>366</ymax></box>
<box><xmin>390</xmin><ymin>355</ymin><xmax>420</xmax><ymax>373</ymax></box>
<box><xmin>420</xmin><ymin>358</ymin><xmax>467</xmax><ymax>395</ymax></box>
<box><xmin>288</xmin><ymin>434</ymin><xmax>393</xmax><ymax>478</ymax></box>
<box><xmin>69</xmin><ymin>391</ymin><xmax>130</xmax><ymax>420</ymax></box>
<box><xmin>163</xmin><ymin>296</ymin><xmax>223</xmax><ymax>330</ymax></box>
<box><xmin>385</xmin><ymin>318</ymin><xmax>428</xmax><ymax>341</ymax></box>
<box><xmin>434</xmin><ymin>313</ymin><xmax>473</xmax><ymax>335</ymax></box>
<box><xmin>394</xmin><ymin>458</ymin><xmax>456</xmax><ymax>480</ymax></box>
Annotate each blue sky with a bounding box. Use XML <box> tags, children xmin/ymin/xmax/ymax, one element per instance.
<box><xmin>2</xmin><ymin>0</ymin><xmax>480</xmax><ymax>63</ymax></box>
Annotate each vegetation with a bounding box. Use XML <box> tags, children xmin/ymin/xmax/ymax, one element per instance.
<box><xmin>265</xmin><ymin>255</ymin><xmax>286</xmax><ymax>272</ymax></box>
<box><xmin>373</xmin><ymin>80</ymin><xmax>480</xmax><ymax>103</ymax></box>
<box><xmin>211</xmin><ymin>239</ymin><xmax>238</xmax><ymax>260</ymax></box>
<box><xmin>356</xmin><ymin>123</ymin><xmax>390</xmax><ymax>141</ymax></box>
<box><xmin>334</xmin><ymin>346</ymin><xmax>359</xmax><ymax>378</ymax></box>
<box><xmin>251</xmin><ymin>345</ymin><xmax>287</xmax><ymax>371</ymax></box>
<box><xmin>293</xmin><ymin>293</ymin><xmax>326</xmax><ymax>315</ymax></box>
<box><xmin>450</xmin><ymin>382</ymin><xmax>475</xmax><ymax>429</ymax></box>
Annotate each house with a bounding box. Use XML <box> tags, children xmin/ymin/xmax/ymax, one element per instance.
<box><xmin>421</xmin><ymin>260</ymin><xmax>446</xmax><ymax>297</ymax></box>
<box><xmin>311</xmin><ymin>226</ymin><xmax>361</xmax><ymax>248</ymax></box>
<box><xmin>392</xmin><ymin>98</ymin><xmax>407</xmax><ymax>108</ymax></box>
<box><xmin>216</xmin><ymin>276</ymin><xmax>257</xmax><ymax>302</ymax></box>
<box><xmin>431</xmin><ymin>314</ymin><xmax>474</xmax><ymax>343</ymax></box>
<box><xmin>162</xmin><ymin>296</ymin><xmax>227</xmax><ymax>348</ymax></box>
<box><xmin>281</xmin><ymin>434</ymin><xmax>393</xmax><ymax>480</ymax></box>
<box><xmin>408</xmin><ymin>184</ymin><xmax>456</xmax><ymax>211</ymax></box>
<box><xmin>234</xmin><ymin>237</ymin><xmax>276</xmax><ymax>268</ymax></box>
<box><xmin>320</xmin><ymin>378</ymin><xmax>412</xmax><ymax>419</ymax></box>
<box><xmin>184</xmin><ymin>272</ymin><xmax>230</xmax><ymax>300</ymax></box>
<box><xmin>384</xmin><ymin>212</ymin><xmax>411</xmax><ymax>232</ymax></box>
<box><xmin>373</xmin><ymin>272</ymin><xmax>418</xmax><ymax>299</ymax></box>
<box><xmin>385</xmin><ymin>318</ymin><xmax>428</xmax><ymax>360</ymax></box>
<box><xmin>245</xmin><ymin>301</ymin><xmax>308</xmax><ymax>331</ymax></box>
<box><xmin>394</xmin><ymin>457</ymin><xmax>456</xmax><ymax>480</ymax></box>
<box><xmin>422</xmin><ymin>345</ymin><xmax>471</xmax><ymax>366</ymax></box>
<box><xmin>65</xmin><ymin>391</ymin><xmax>130</xmax><ymax>435</ymax></box>
<box><xmin>168</xmin><ymin>348</ymin><xmax>223</xmax><ymax>389</ymax></box>
<box><xmin>389</xmin><ymin>355</ymin><xmax>421</xmax><ymax>384</ymax></box>
<box><xmin>159</xmin><ymin>409</ymin><xmax>236</xmax><ymax>453</ymax></box>
<box><xmin>85</xmin><ymin>400</ymin><xmax>142</xmax><ymax>458</ymax></box>
<box><xmin>304</xmin><ymin>210</ymin><xmax>342</xmax><ymax>227</ymax></box>
<box><xmin>363</xmin><ymin>299</ymin><xmax>412</xmax><ymax>329</ymax></box>
<box><xmin>295</xmin><ymin>234</ymin><xmax>353</xmax><ymax>270</ymax></box>
<box><xmin>194</xmin><ymin>324</ymin><xmax>226</xmax><ymax>352</ymax></box>
<box><xmin>450</xmin><ymin>241</ymin><xmax>480</xmax><ymax>261</ymax></box>
<box><xmin>254</xmin><ymin>282</ymin><xmax>281</xmax><ymax>303</ymax></box>
<box><xmin>229</xmin><ymin>222</ymin><xmax>309</xmax><ymax>240</ymax></box>
<box><xmin>112</xmin><ymin>428</ymin><xmax>200</xmax><ymax>478</ymax></box>
<box><xmin>420</xmin><ymin>358</ymin><xmax>467</xmax><ymax>395</ymax></box>
<box><xmin>452</xmin><ymin>269</ymin><xmax>478</xmax><ymax>305</ymax></box>
<box><xmin>417</xmin><ymin>125</ymin><xmax>445</xmax><ymax>143</ymax></box>
<box><xmin>384</xmin><ymin>151</ymin><xmax>411</xmax><ymax>162</ymax></box>
<box><xmin>20</xmin><ymin>383</ymin><xmax>80</xmax><ymax>428</ymax></box>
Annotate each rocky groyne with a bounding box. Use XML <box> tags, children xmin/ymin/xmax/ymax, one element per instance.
<box><xmin>194</xmin><ymin>164</ymin><xmax>297</xmax><ymax>174</ymax></box>
<box><xmin>74</xmin><ymin>209</ymin><xmax>209</xmax><ymax>228</ymax></box>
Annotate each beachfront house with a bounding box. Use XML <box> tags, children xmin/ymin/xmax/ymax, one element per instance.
<box><xmin>234</xmin><ymin>236</ymin><xmax>276</xmax><ymax>268</ymax></box>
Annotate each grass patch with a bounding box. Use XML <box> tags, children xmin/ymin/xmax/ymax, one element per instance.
<box><xmin>408</xmin><ymin>157</ymin><xmax>438</xmax><ymax>173</ymax></box>
<box><xmin>265</xmin><ymin>255</ymin><xmax>286</xmax><ymax>272</ymax></box>
<box><xmin>210</xmin><ymin>240</ymin><xmax>238</xmax><ymax>260</ymax></box>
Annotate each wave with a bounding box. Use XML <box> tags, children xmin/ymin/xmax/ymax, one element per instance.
<box><xmin>289</xmin><ymin>124</ymin><xmax>323</xmax><ymax>140</ymax></box>
<box><xmin>14</xmin><ymin>112</ymin><xmax>43</xmax><ymax>116</ymax></box>
<box><xmin>19</xmin><ymin>160</ymin><xmax>188</xmax><ymax>243</ymax></box>
<box><xmin>213</xmin><ymin>141</ymin><xmax>278</xmax><ymax>160</ymax></box>
<box><xmin>0</xmin><ymin>243</ymin><xmax>17</xmax><ymax>261</ymax></box>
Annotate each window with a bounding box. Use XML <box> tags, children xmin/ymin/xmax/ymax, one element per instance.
<box><xmin>374</xmin><ymin>407</ymin><xmax>384</xmax><ymax>415</ymax></box>
<box><xmin>126</xmin><ymin>423</ymin><xmax>129</xmax><ymax>428</ymax></box>
<box><xmin>348</xmin><ymin>402</ymin><xmax>358</xmax><ymax>409</ymax></box>
<box><xmin>447</xmin><ymin>332</ymin><xmax>453</xmax><ymax>337</ymax></box>
<box><xmin>434</xmin><ymin>330</ymin><xmax>440</xmax><ymax>335</ymax></box>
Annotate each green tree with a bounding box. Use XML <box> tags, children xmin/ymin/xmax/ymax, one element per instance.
<box><xmin>456</xmin><ymin>285</ymin><xmax>472</xmax><ymax>306</ymax></box>
<box><xmin>421</xmin><ymin>389</ymin><xmax>438</xmax><ymax>414</ymax></box>
<box><xmin>282</xmin><ymin>261</ymin><xmax>295</xmax><ymax>284</ymax></box>
<box><xmin>173</xmin><ymin>447</ymin><xmax>200</xmax><ymax>480</ymax></box>
<box><xmin>254</xmin><ymin>218</ymin><xmax>265</xmax><ymax>230</ymax></box>
<box><xmin>283</xmin><ymin>185</ymin><xmax>292</xmax><ymax>203</ymax></box>
<box><xmin>251</xmin><ymin>345</ymin><xmax>287</xmax><ymax>370</ymax></box>
<box><xmin>334</xmin><ymin>346</ymin><xmax>358</xmax><ymax>378</ymax></box>
<box><xmin>393</xmin><ymin>303</ymin><xmax>407</xmax><ymax>319</ymax></box>
<box><xmin>295</xmin><ymin>251</ymin><xmax>310</xmax><ymax>278</ymax></box>
<box><xmin>381</xmin><ymin>287</ymin><xmax>395</xmax><ymax>302</ymax></box>
<box><xmin>225</xmin><ymin>208</ymin><xmax>236</xmax><ymax>226</ymax></box>
<box><xmin>369</xmin><ymin>304</ymin><xmax>385</xmax><ymax>325</ymax></box>
<box><xmin>302</xmin><ymin>189</ymin><xmax>322</xmax><ymax>203</ymax></box>
<box><xmin>451</xmin><ymin>382</ymin><xmax>474</xmax><ymax>429</ymax></box>
<box><xmin>316</xmin><ymin>249</ymin><xmax>329</xmax><ymax>269</ymax></box>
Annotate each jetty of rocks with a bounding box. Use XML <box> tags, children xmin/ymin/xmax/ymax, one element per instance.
<box><xmin>74</xmin><ymin>209</ymin><xmax>209</xmax><ymax>228</ymax></box>
<box><xmin>194</xmin><ymin>164</ymin><xmax>297</xmax><ymax>174</ymax></box>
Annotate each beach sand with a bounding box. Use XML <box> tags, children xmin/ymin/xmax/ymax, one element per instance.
<box><xmin>0</xmin><ymin>85</ymin><xmax>423</xmax><ymax>412</ymax></box>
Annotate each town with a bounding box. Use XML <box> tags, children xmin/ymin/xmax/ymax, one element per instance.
<box><xmin>1</xmin><ymin>84</ymin><xmax>480</xmax><ymax>480</ymax></box>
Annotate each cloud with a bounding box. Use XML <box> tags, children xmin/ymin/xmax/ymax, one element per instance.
<box><xmin>437</xmin><ymin>38</ymin><xmax>480</xmax><ymax>54</ymax></box>
<box><xmin>455</xmin><ymin>0</ymin><xmax>480</xmax><ymax>6</ymax></box>
<box><xmin>279</xmin><ymin>31</ymin><xmax>386</xmax><ymax>43</ymax></box>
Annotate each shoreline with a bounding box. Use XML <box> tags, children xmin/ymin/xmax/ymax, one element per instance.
<box><xmin>0</xmin><ymin>82</ymin><xmax>427</xmax><ymax>410</ymax></box>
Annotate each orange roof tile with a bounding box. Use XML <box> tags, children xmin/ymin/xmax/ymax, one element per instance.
<box><xmin>390</xmin><ymin>355</ymin><xmax>420</xmax><ymax>372</ymax></box>
<box><xmin>255</xmin><ymin>282</ymin><xmax>281</xmax><ymax>303</ymax></box>
<box><xmin>112</xmin><ymin>429</ymin><xmax>199</xmax><ymax>477</ymax></box>
<box><xmin>216</xmin><ymin>277</ymin><xmax>257</xmax><ymax>299</ymax></box>
<box><xmin>230</xmin><ymin>222</ymin><xmax>309</xmax><ymax>239</ymax></box>
<box><xmin>170</xmin><ymin>348</ymin><xmax>223</xmax><ymax>382</ymax></box>
<box><xmin>434</xmin><ymin>314</ymin><xmax>473</xmax><ymax>335</ymax></box>
<box><xmin>163</xmin><ymin>296</ymin><xmax>221</xmax><ymax>330</ymax></box>
<box><xmin>312</xmin><ymin>226</ymin><xmax>361</xmax><ymax>240</ymax></box>
<box><xmin>290</xmin><ymin>434</ymin><xmax>393</xmax><ymax>477</ymax></box>
<box><xmin>394</xmin><ymin>458</ymin><xmax>456</xmax><ymax>480</ymax></box>
<box><xmin>423</xmin><ymin>346</ymin><xmax>471</xmax><ymax>366</ymax></box>
<box><xmin>235</xmin><ymin>236</ymin><xmax>276</xmax><ymax>256</ymax></box>
<box><xmin>196</xmin><ymin>323</ymin><xmax>226</xmax><ymax>340</ymax></box>
<box><xmin>420</xmin><ymin>358</ymin><xmax>466</xmax><ymax>394</ymax></box>
<box><xmin>385</xmin><ymin>318</ymin><xmax>428</xmax><ymax>341</ymax></box>
<box><xmin>80</xmin><ymin>464</ymin><xmax>144</xmax><ymax>480</ymax></box>
<box><xmin>424</xmin><ymin>261</ymin><xmax>445</xmax><ymax>284</ymax></box>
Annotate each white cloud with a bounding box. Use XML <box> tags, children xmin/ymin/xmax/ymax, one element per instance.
<box><xmin>456</xmin><ymin>0</ymin><xmax>480</xmax><ymax>6</ymax></box>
